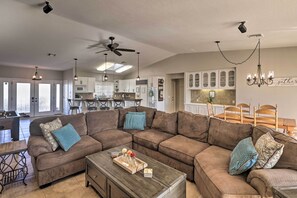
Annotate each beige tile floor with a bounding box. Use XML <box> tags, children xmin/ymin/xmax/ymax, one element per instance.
<box><xmin>0</xmin><ymin>119</ymin><xmax>202</xmax><ymax>198</ymax></box>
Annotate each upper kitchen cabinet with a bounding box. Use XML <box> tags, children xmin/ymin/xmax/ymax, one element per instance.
<box><xmin>118</xmin><ymin>79</ymin><xmax>136</xmax><ymax>92</ymax></box>
<box><xmin>74</xmin><ymin>77</ymin><xmax>88</xmax><ymax>86</ymax></box>
<box><xmin>74</xmin><ymin>77</ymin><xmax>96</xmax><ymax>93</ymax></box>
<box><xmin>186</xmin><ymin>72</ymin><xmax>201</xmax><ymax>89</ymax></box>
<box><xmin>219</xmin><ymin>69</ymin><xmax>236</xmax><ymax>89</ymax></box>
<box><xmin>202</xmin><ymin>70</ymin><xmax>218</xmax><ymax>89</ymax></box>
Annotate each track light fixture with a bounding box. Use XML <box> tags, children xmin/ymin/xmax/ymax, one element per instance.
<box><xmin>43</xmin><ymin>1</ymin><xmax>53</xmax><ymax>14</ymax></box>
<box><xmin>238</xmin><ymin>21</ymin><xmax>247</xmax><ymax>33</ymax></box>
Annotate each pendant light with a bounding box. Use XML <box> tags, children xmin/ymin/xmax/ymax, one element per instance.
<box><xmin>74</xmin><ymin>58</ymin><xmax>78</xmax><ymax>81</ymax></box>
<box><xmin>103</xmin><ymin>53</ymin><xmax>108</xmax><ymax>81</ymax></box>
<box><xmin>136</xmin><ymin>52</ymin><xmax>140</xmax><ymax>81</ymax></box>
<box><xmin>32</xmin><ymin>66</ymin><xmax>42</xmax><ymax>80</ymax></box>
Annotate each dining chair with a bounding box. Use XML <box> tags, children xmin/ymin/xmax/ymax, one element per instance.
<box><xmin>254</xmin><ymin>106</ymin><xmax>278</xmax><ymax>130</ymax></box>
<box><xmin>224</xmin><ymin>106</ymin><xmax>243</xmax><ymax>123</ymax></box>
<box><xmin>207</xmin><ymin>103</ymin><xmax>215</xmax><ymax>117</ymax></box>
<box><xmin>237</xmin><ymin>103</ymin><xmax>251</xmax><ymax>115</ymax></box>
<box><xmin>258</xmin><ymin>104</ymin><xmax>277</xmax><ymax>110</ymax></box>
<box><xmin>67</xmin><ymin>99</ymin><xmax>80</xmax><ymax>115</ymax></box>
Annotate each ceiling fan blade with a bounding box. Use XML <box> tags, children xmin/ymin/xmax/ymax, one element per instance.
<box><xmin>95</xmin><ymin>49</ymin><xmax>109</xmax><ymax>54</ymax></box>
<box><xmin>113</xmin><ymin>50</ymin><xmax>122</xmax><ymax>56</ymax></box>
<box><xmin>112</xmin><ymin>43</ymin><xmax>119</xmax><ymax>48</ymax></box>
<box><xmin>116</xmin><ymin>48</ymin><xmax>136</xmax><ymax>52</ymax></box>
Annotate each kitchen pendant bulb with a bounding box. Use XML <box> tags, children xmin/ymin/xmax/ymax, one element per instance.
<box><xmin>74</xmin><ymin>75</ymin><xmax>78</xmax><ymax>81</ymax></box>
<box><xmin>104</xmin><ymin>74</ymin><xmax>108</xmax><ymax>81</ymax></box>
<box><xmin>136</xmin><ymin>76</ymin><xmax>140</xmax><ymax>81</ymax></box>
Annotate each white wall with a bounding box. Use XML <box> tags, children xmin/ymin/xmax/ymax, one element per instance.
<box><xmin>125</xmin><ymin>46</ymin><xmax>297</xmax><ymax>120</ymax></box>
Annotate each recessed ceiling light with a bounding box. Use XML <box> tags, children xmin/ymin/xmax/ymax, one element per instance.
<box><xmin>96</xmin><ymin>62</ymin><xmax>114</xmax><ymax>71</ymax></box>
<box><xmin>115</xmin><ymin>65</ymin><xmax>133</xmax><ymax>73</ymax></box>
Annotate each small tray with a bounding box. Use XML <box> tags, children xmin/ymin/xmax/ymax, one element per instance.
<box><xmin>113</xmin><ymin>155</ymin><xmax>148</xmax><ymax>174</ymax></box>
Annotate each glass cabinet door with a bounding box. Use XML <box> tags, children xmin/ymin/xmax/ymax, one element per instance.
<box><xmin>189</xmin><ymin>74</ymin><xmax>193</xmax><ymax>88</ymax></box>
<box><xmin>203</xmin><ymin>73</ymin><xmax>208</xmax><ymax>88</ymax></box>
<box><xmin>228</xmin><ymin>70</ymin><xmax>235</xmax><ymax>87</ymax></box>
<box><xmin>195</xmin><ymin>73</ymin><xmax>200</xmax><ymax>88</ymax></box>
<box><xmin>220</xmin><ymin>71</ymin><xmax>226</xmax><ymax>87</ymax></box>
<box><xmin>210</xmin><ymin>72</ymin><xmax>217</xmax><ymax>88</ymax></box>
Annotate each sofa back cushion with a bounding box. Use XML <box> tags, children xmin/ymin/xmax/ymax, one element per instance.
<box><xmin>59</xmin><ymin>113</ymin><xmax>87</xmax><ymax>136</ymax></box>
<box><xmin>86</xmin><ymin>110</ymin><xmax>119</xmax><ymax>135</ymax></box>
<box><xmin>30</xmin><ymin>116</ymin><xmax>59</xmax><ymax>136</ymax></box>
<box><xmin>252</xmin><ymin>126</ymin><xmax>275</xmax><ymax>145</ymax></box>
<box><xmin>273</xmin><ymin>132</ymin><xmax>297</xmax><ymax>171</ymax></box>
<box><xmin>208</xmin><ymin>118</ymin><xmax>253</xmax><ymax>150</ymax></box>
<box><xmin>136</xmin><ymin>106</ymin><xmax>156</xmax><ymax>127</ymax></box>
<box><xmin>118</xmin><ymin>107</ymin><xmax>137</xmax><ymax>128</ymax></box>
<box><xmin>152</xmin><ymin>111</ymin><xmax>177</xmax><ymax>135</ymax></box>
<box><xmin>178</xmin><ymin>111</ymin><xmax>209</xmax><ymax>142</ymax></box>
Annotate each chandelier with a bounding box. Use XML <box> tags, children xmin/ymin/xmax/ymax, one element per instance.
<box><xmin>246</xmin><ymin>39</ymin><xmax>274</xmax><ymax>87</ymax></box>
<box><xmin>32</xmin><ymin>66</ymin><xmax>42</xmax><ymax>80</ymax></box>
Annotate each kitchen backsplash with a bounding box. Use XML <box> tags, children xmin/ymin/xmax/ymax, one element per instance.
<box><xmin>191</xmin><ymin>90</ymin><xmax>236</xmax><ymax>105</ymax></box>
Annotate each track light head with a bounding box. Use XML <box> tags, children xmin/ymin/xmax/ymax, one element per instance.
<box><xmin>238</xmin><ymin>21</ymin><xmax>247</xmax><ymax>33</ymax></box>
<box><xmin>43</xmin><ymin>1</ymin><xmax>53</xmax><ymax>14</ymax></box>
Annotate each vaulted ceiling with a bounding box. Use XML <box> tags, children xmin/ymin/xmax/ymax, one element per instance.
<box><xmin>1</xmin><ymin>0</ymin><xmax>297</xmax><ymax>74</ymax></box>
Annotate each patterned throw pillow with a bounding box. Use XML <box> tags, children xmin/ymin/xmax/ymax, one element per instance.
<box><xmin>40</xmin><ymin>118</ymin><xmax>63</xmax><ymax>151</ymax></box>
<box><xmin>254</xmin><ymin>132</ymin><xmax>284</xmax><ymax>169</ymax></box>
<box><xmin>229</xmin><ymin>137</ymin><xmax>258</xmax><ymax>175</ymax></box>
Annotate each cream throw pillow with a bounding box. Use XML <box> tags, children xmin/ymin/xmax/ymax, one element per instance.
<box><xmin>40</xmin><ymin>118</ymin><xmax>63</xmax><ymax>151</ymax></box>
<box><xmin>254</xmin><ymin>132</ymin><xmax>284</xmax><ymax>169</ymax></box>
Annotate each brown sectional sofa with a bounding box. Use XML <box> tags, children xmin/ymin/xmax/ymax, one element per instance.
<box><xmin>27</xmin><ymin>106</ymin><xmax>297</xmax><ymax>198</ymax></box>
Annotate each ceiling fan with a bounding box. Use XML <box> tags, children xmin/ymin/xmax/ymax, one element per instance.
<box><xmin>95</xmin><ymin>36</ymin><xmax>135</xmax><ymax>56</ymax></box>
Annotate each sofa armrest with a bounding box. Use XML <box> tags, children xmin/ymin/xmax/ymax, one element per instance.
<box><xmin>28</xmin><ymin>136</ymin><xmax>52</xmax><ymax>157</ymax></box>
<box><xmin>247</xmin><ymin>169</ymin><xmax>297</xmax><ymax>197</ymax></box>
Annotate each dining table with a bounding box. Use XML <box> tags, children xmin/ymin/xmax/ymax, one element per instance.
<box><xmin>214</xmin><ymin>113</ymin><xmax>296</xmax><ymax>136</ymax></box>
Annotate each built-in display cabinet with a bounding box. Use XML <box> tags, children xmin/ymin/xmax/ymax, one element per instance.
<box><xmin>186</xmin><ymin>68</ymin><xmax>235</xmax><ymax>90</ymax></box>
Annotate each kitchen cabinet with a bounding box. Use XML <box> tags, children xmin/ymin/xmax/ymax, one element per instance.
<box><xmin>186</xmin><ymin>72</ymin><xmax>201</xmax><ymax>89</ymax></box>
<box><xmin>74</xmin><ymin>77</ymin><xmax>95</xmax><ymax>93</ymax></box>
<box><xmin>219</xmin><ymin>69</ymin><xmax>236</xmax><ymax>89</ymax></box>
<box><xmin>202</xmin><ymin>71</ymin><xmax>218</xmax><ymax>89</ymax></box>
<box><xmin>74</xmin><ymin>77</ymin><xmax>88</xmax><ymax>86</ymax></box>
<box><xmin>118</xmin><ymin>79</ymin><xmax>136</xmax><ymax>92</ymax></box>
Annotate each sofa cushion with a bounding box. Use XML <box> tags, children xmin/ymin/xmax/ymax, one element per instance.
<box><xmin>86</xmin><ymin>110</ymin><xmax>119</xmax><ymax>135</ymax></box>
<box><xmin>39</xmin><ymin>118</ymin><xmax>62</xmax><ymax>151</ymax></box>
<box><xmin>178</xmin><ymin>111</ymin><xmax>209</xmax><ymax>142</ymax></box>
<box><xmin>247</xmin><ymin>169</ymin><xmax>297</xmax><ymax>197</ymax></box>
<box><xmin>52</xmin><ymin>124</ymin><xmax>81</xmax><ymax>152</ymax></box>
<box><xmin>252</xmin><ymin>126</ymin><xmax>275</xmax><ymax>145</ymax></box>
<box><xmin>272</xmin><ymin>132</ymin><xmax>297</xmax><ymax>171</ymax></box>
<box><xmin>36</xmin><ymin>135</ymin><xmax>102</xmax><ymax>171</ymax></box>
<box><xmin>91</xmin><ymin>129</ymin><xmax>132</xmax><ymax>150</ymax></box>
<box><xmin>136</xmin><ymin>106</ymin><xmax>156</xmax><ymax>127</ymax></box>
<box><xmin>152</xmin><ymin>111</ymin><xmax>178</xmax><ymax>135</ymax></box>
<box><xmin>194</xmin><ymin>146</ymin><xmax>259</xmax><ymax>197</ymax></box>
<box><xmin>208</xmin><ymin>118</ymin><xmax>253</xmax><ymax>150</ymax></box>
<box><xmin>229</xmin><ymin>137</ymin><xmax>258</xmax><ymax>175</ymax></box>
<box><xmin>30</xmin><ymin>116</ymin><xmax>58</xmax><ymax>136</ymax></box>
<box><xmin>28</xmin><ymin>136</ymin><xmax>52</xmax><ymax>157</ymax></box>
<box><xmin>118</xmin><ymin>107</ymin><xmax>137</xmax><ymax>128</ymax></box>
<box><xmin>59</xmin><ymin>113</ymin><xmax>88</xmax><ymax>136</ymax></box>
<box><xmin>133</xmin><ymin>129</ymin><xmax>173</xmax><ymax>150</ymax></box>
<box><xmin>159</xmin><ymin>135</ymin><xmax>209</xmax><ymax>166</ymax></box>
<box><xmin>254</xmin><ymin>133</ymin><xmax>284</xmax><ymax>169</ymax></box>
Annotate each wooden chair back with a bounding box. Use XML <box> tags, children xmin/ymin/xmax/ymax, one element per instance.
<box><xmin>207</xmin><ymin>103</ymin><xmax>214</xmax><ymax>117</ymax></box>
<box><xmin>224</xmin><ymin>106</ymin><xmax>243</xmax><ymax>123</ymax></box>
<box><xmin>254</xmin><ymin>106</ymin><xmax>278</xmax><ymax>130</ymax></box>
<box><xmin>258</xmin><ymin>104</ymin><xmax>277</xmax><ymax>110</ymax></box>
<box><xmin>237</xmin><ymin>103</ymin><xmax>251</xmax><ymax>115</ymax></box>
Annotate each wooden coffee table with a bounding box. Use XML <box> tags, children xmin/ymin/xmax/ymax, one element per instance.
<box><xmin>85</xmin><ymin>146</ymin><xmax>186</xmax><ymax>198</ymax></box>
<box><xmin>273</xmin><ymin>186</ymin><xmax>297</xmax><ymax>198</ymax></box>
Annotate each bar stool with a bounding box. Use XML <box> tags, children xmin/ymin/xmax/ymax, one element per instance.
<box><xmin>85</xmin><ymin>99</ymin><xmax>98</xmax><ymax>111</ymax></box>
<box><xmin>67</xmin><ymin>99</ymin><xmax>80</xmax><ymax>115</ymax></box>
<box><xmin>98</xmin><ymin>99</ymin><xmax>110</xmax><ymax>110</ymax></box>
<box><xmin>113</xmin><ymin>99</ymin><xmax>124</xmax><ymax>109</ymax></box>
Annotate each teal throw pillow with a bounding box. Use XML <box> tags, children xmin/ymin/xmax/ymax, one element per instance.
<box><xmin>124</xmin><ymin>113</ymin><xmax>145</xmax><ymax>130</ymax></box>
<box><xmin>52</xmin><ymin>124</ymin><xmax>81</xmax><ymax>151</ymax></box>
<box><xmin>229</xmin><ymin>137</ymin><xmax>258</xmax><ymax>175</ymax></box>
<box><xmin>127</xmin><ymin>112</ymin><xmax>146</xmax><ymax>127</ymax></box>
